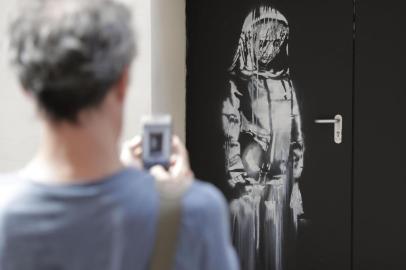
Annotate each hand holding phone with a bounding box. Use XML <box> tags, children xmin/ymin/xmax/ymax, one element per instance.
<box><xmin>149</xmin><ymin>136</ymin><xmax>194</xmax><ymax>184</ymax></box>
<box><xmin>120</xmin><ymin>117</ymin><xmax>194</xmax><ymax>184</ymax></box>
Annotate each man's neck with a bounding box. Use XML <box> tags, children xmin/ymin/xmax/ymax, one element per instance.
<box><xmin>24</xmin><ymin>117</ymin><xmax>123</xmax><ymax>185</ymax></box>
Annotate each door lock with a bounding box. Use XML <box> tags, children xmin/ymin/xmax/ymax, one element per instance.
<box><xmin>315</xmin><ymin>114</ymin><xmax>343</xmax><ymax>144</ymax></box>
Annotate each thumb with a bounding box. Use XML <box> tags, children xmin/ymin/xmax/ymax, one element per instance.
<box><xmin>150</xmin><ymin>165</ymin><xmax>170</xmax><ymax>182</ymax></box>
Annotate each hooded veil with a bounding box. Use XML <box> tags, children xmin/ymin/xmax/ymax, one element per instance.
<box><xmin>229</xmin><ymin>6</ymin><xmax>290</xmax><ymax>79</ymax></box>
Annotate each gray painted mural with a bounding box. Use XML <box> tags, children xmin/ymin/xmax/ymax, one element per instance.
<box><xmin>221</xmin><ymin>6</ymin><xmax>305</xmax><ymax>270</ymax></box>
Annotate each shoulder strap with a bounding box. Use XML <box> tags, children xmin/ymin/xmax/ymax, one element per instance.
<box><xmin>149</xmin><ymin>180</ymin><xmax>189</xmax><ymax>270</ymax></box>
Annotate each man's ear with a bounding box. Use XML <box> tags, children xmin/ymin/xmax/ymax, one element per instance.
<box><xmin>115</xmin><ymin>66</ymin><xmax>130</xmax><ymax>103</ymax></box>
<box><xmin>21</xmin><ymin>88</ymin><xmax>32</xmax><ymax>98</ymax></box>
<box><xmin>21</xmin><ymin>88</ymin><xmax>36</xmax><ymax>102</ymax></box>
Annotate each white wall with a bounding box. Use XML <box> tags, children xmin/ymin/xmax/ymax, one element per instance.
<box><xmin>151</xmin><ymin>0</ymin><xmax>186</xmax><ymax>142</ymax></box>
<box><xmin>121</xmin><ymin>0</ymin><xmax>152</xmax><ymax>142</ymax></box>
<box><xmin>0</xmin><ymin>2</ymin><xmax>40</xmax><ymax>171</ymax></box>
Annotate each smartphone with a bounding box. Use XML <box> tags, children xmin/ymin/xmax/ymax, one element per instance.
<box><xmin>141</xmin><ymin>115</ymin><xmax>172</xmax><ymax>169</ymax></box>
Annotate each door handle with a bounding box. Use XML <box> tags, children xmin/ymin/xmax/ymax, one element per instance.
<box><xmin>315</xmin><ymin>114</ymin><xmax>343</xmax><ymax>144</ymax></box>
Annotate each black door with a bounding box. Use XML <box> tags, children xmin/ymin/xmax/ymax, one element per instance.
<box><xmin>186</xmin><ymin>1</ymin><xmax>353</xmax><ymax>269</ymax></box>
<box><xmin>354</xmin><ymin>1</ymin><xmax>406</xmax><ymax>269</ymax></box>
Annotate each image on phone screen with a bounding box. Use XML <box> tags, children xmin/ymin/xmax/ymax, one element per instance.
<box><xmin>150</xmin><ymin>132</ymin><xmax>163</xmax><ymax>157</ymax></box>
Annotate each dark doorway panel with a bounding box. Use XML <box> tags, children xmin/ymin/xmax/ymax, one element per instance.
<box><xmin>354</xmin><ymin>1</ymin><xmax>406</xmax><ymax>269</ymax></box>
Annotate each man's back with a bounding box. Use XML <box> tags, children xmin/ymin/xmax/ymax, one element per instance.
<box><xmin>0</xmin><ymin>168</ymin><xmax>238</xmax><ymax>270</ymax></box>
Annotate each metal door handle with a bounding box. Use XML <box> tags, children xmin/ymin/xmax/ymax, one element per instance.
<box><xmin>315</xmin><ymin>114</ymin><xmax>343</xmax><ymax>144</ymax></box>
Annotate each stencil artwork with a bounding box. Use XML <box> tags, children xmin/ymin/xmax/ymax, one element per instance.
<box><xmin>221</xmin><ymin>5</ymin><xmax>305</xmax><ymax>270</ymax></box>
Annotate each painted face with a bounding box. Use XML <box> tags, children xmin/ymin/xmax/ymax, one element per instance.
<box><xmin>254</xmin><ymin>20</ymin><xmax>289</xmax><ymax>66</ymax></box>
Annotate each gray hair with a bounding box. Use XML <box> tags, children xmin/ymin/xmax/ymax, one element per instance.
<box><xmin>8</xmin><ymin>0</ymin><xmax>136</xmax><ymax>122</ymax></box>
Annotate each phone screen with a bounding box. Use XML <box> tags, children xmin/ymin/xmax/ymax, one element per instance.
<box><xmin>142</xmin><ymin>115</ymin><xmax>172</xmax><ymax>169</ymax></box>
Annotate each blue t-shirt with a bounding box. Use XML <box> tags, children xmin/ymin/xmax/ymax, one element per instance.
<box><xmin>0</xmin><ymin>168</ymin><xmax>239</xmax><ymax>270</ymax></box>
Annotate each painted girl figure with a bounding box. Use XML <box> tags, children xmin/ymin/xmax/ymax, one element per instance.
<box><xmin>222</xmin><ymin>6</ymin><xmax>305</xmax><ymax>270</ymax></box>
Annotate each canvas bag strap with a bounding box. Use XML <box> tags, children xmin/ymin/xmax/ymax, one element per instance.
<box><xmin>149</xmin><ymin>180</ymin><xmax>189</xmax><ymax>270</ymax></box>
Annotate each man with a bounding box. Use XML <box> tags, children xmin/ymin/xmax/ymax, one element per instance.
<box><xmin>0</xmin><ymin>0</ymin><xmax>238</xmax><ymax>269</ymax></box>
<box><xmin>222</xmin><ymin>6</ymin><xmax>305</xmax><ymax>270</ymax></box>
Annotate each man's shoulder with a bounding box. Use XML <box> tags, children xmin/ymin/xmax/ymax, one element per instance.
<box><xmin>182</xmin><ymin>181</ymin><xmax>228</xmax><ymax>227</ymax></box>
<box><xmin>185</xmin><ymin>181</ymin><xmax>226</xmax><ymax>208</ymax></box>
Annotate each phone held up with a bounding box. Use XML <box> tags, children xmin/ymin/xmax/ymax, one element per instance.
<box><xmin>141</xmin><ymin>115</ymin><xmax>172</xmax><ymax>170</ymax></box>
